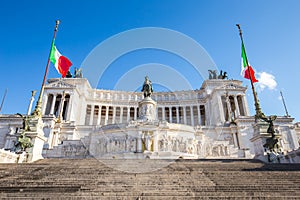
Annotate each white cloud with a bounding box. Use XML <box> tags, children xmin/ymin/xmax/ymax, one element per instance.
<box><xmin>257</xmin><ymin>72</ymin><xmax>277</xmax><ymax>91</ymax></box>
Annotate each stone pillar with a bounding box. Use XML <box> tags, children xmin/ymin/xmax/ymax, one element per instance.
<box><xmin>25</xmin><ymin>118</ymin><xmax>47</xmax><ymax>162</ymax></box>
<box><xmin>48</xmin><ymin>130</ymin><xmax>54</xmax><ymax>149</ymax></box>
<box><xmin>190</xmin><ymin>106</ymin><xmax>194</xmax><ymax>126</ymax></box>
<box><xmin>233</xmin><ymin>132</ymin><xmax>239</xmax><ymax>148</ymax></box>
<box><xmin>218</xmin><ymin>96</ymin><xmax>225</xmax><ymax>122</ymax></box>
<box><xmin>162</xmin><ymin>107</ymin><xmax>165</xmax><ymax>121</ymax></box>
<box><xmin>127</xmin><ymin>106</ymin><xmax>130</xmax><ymax>122</ymax></box>
<box><xmin>50</xmin><ymin>94</ymin><xmax>57</xmax><ymax>115</ymax></box>
<box><xmin>250</xmin><ymin>121</ymin><xmax>274</xmax><ymax>162</ymax></box>
<box><xmin>197</xmin><ymin>105</ymin><xmax>201</xmax><ymax>126</ymax></box>
<box><xmin>66</xmin><ymin>94</ymin><xmax>73</xmax><ymax>121</ymax></box>
<box><xmin>89</xmin><ymin>105</ymin><xmax>94</xmax><ymax>125</ymax></box>
<box><xmin>204</xmin><ymin>104</ymin><xmax>209</xmax><ymax>126</ymax></box>
<box><xmin>234</xmin><ymin>96</ymin><xmax>240</xmax><ymax>116</ymax></box>
<box><xmin>112</xmin><ymin>106</ymin><xmax>116</xmax><ymax>124</ymax></box>
<box><xmin>97</xmin><ymin>105</ymin><xmax>102</xmax><ymax>125</ymax></box>
<box><xmin>136</xmin><ymin>131</ymin><xmax>143</xmax><ymax>153</ymax></box>
<box><xmin>183</xmin><ymin>106</ymin><xmax>187</xmax><ymax>124</ymax></box>
<box><xmin>105</xmin><ymin>106</ymin><xmax>109</xmax><ymax>125</ymax></box>
<box><xmin>57</xmin><ymin>93</ymin><xmax>65</xmax><ymax>118</ymax></box>
<box><xmin>242</xmin><ymin>95</ymin><xmax>250</xmax><ymax>116</ymax></box>
<box><xmin>176</xmin><ymin>106</ymin><xmax>180</xmax><ymax>124</ymax></box>
<box><xmin>120</xmin><ymin>107</ymin><xmax>123</xmax><ymax>123</ymax></box>
<box><xmin>134</xmin><ymin>107</ymin><xmax>137</xmax><ymax>120</ymax></box>
<box><xmin>27</xmin><ymin>93</ymin><xmax>35</xmax><ymax>115</ymax></box>
<box><xmin>169</xmin><ymin>107</ymin><xmax>172</xmax><ymax>123</ymax></box>
<box><xmin>41</xmin><ymin>93</ymin><xmax>48</xmax><ymax>115</ymax></box>
<box><xmin>226</xmin><ymin>97</ymin><xmax>232</xmax><ymax>121</ymax></box>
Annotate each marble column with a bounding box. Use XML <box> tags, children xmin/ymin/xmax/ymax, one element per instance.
<box><xmin>50</xmin><ymin>94</ymin><xmax>57</xmax><ymax>115</ymax></box>
<box><xmin>169</xmin><ymin>107</ymin><xmax>172</xmax><ymax>123</ymax></box>
<box><xmin>234</xmin><ymin>96</ymin><xmax>240</xmax><ymax>117</ymax></box>
<box><xmin>176</xmin><ymin>106</ymin><xmax>180</xmax><ymax>124</ymax></box>
<box><xmin>57</xmin><ymin>92</ymin><xmax>66</xmax><ymax>120</ymax></box>
<box><xmin>120</xmin><ymin>107</ymin><xmax>123</xmax><ymax>123</ymax></box>
<box><xmin>197</xmin><ymin>105</ymin><xmax>201</xmax><ymax>126</ymax></box>
<box><xmin>190</xmin><ymin>106</ymin><xmax>194</xmax><ymax>126</ymax></box>
<box><xmin>218</xmin><ymin>96</ymin><xmax>225</xmax><ymax>122</ymax></box>
<box><xmin>233</xmin><ymin>132</ymin><xmax>239</xmax><ymax>148</ymax></box>
<box><xmin>65</xmin><ymin>95</ymin><xmax>71</xmax><ymax>121</ymax></box>
<box><xmin>204</xmin><ymin>104</ymin><xmax>208</xmax><ymax>126</ymax></box>
<box><xmin>242</xmin><ymin>95</ymin><xmax>249</xmax><ymax>116</ymax></box>
<box><xmin>112</xmin><ymin>106</ymin><xmax>116</xmax><ymax>124</ymax></box>
<box><xmin>105</xmin><ymin>106</ymin><xmax>109</xmax><ymax>125</ymax></box>
<box><xmin>183</xmin><ymin>106</ymin><xmax>187</xmax><ymax>124</ymax></box>
<box><xmin>56</xmin><ymin>94</ymin><xmax>64</xmax><ymax>118</ymax></box>
<box><xmin>162</xmin><ymin>107</ymin><xmax>166</xmax><ymax>121</ymax></box>
<box><xmin>226</xmin><ymin>97</ymin><xmax>232</xmax><ymax>120</ymax></box>
<box><xmin>97</xmin><ymin>105</ymin><xmax>102</xmax><ymax>125</ymax></box>
<box><xmin>134</xmin><ymin>107</ymin><xmax>137</xmax><ymax>120</ymax></box>
<box><xmin>127</xmin><ymin>106</ymin><xmax>130</xmax><ymax>122</ymax></box>
<box><xmin>48</xmin><ymin>131</ymin><xmax>54</xmax><ymax>149</ymax></box>
<box><xmin>41</xmin><ymin>93</ymin><xmax>48</xmax><ymax>115</ymax></box>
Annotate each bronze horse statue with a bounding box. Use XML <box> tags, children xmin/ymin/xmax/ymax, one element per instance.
<box><xmin>141</xmin><ymin>76</ymin><xmax>153</xmax><ymax>98</ymax></box>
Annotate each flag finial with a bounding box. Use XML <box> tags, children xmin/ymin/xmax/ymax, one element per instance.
<box><xmin>55</xmin><ymin>20</ymin><xmax>60</xmax><ymax>31</ymax></box>
<box><xmin>236</xmin><ymin>24</ymin><xmax>242</xmax><ymax>37</ymax></box>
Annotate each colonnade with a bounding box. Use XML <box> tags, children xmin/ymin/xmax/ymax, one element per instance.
<box><xmin>43</xmin><ymin>93</ymin><xmax>71</xmax><ymax>121</ymax></box>
<box><xmin>85</xmin><ymin>105</ymin><xmax>137</xmax><ymax>126</ymax></box>
<box><xmin>84</xmin><ymin>104</ymin><xmax>206</xmax><ymax>126</ymax></box>
<box><xmin>220</xmin><ymin>94</ymin><xmax>247</xmax><ymax>122</ymax></box>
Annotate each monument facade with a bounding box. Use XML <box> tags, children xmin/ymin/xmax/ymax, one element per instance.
<box><xmin>0</xmin><ymin>75</ymin><xmax>299</xmax><ymax>162</ymax></box>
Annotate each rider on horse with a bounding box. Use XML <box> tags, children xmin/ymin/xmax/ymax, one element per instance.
<box><xmin>141</xmin><ymin>76</ymin><xmax>153</xmax><ymax>98</ymax></box>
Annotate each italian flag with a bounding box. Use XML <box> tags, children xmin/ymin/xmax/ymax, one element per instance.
<box><xmin>241</xmin><ymin>41</ymin><xmax>258</xmax><ymax>83</ymax></box>
<box><xmin>50</xmin><ymin>41</ymin><xmax>72</xmax><ymax>78</ymax></box>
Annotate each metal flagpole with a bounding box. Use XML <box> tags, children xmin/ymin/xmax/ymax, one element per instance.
<box><xmin>236</xmin><ymin>24</ymin><xmax>264</xmax><ymax>120</ymax></box>
<box><xmin>0</xmin><ymin>89</ymin><xmax>8</xmax><ymax>114</ymax></box>
<box><xmin>280</xmin><ymin>91</ymin><xmax>290</xmax><ymax>117</ymax></box>
<box><xmin>31</xmin><ymin>20</ymin><xmax>60</xmax><ymax>118</ymax></box>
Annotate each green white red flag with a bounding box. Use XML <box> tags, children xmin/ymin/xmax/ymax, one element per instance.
<box><xmin>241</xmin><ymin>41</ymin><xmax>258</xmax><ymax>82</ymax></box>
<box><xmin>50</xmin><ymin>41</ymin><xmax>72</xmax><ymax>78</ymax></box>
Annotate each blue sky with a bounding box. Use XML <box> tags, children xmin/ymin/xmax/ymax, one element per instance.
<box><xmin>1</xmin><ymin>0</ymin><xmax>300</xmax><ymax>121</ymax></box>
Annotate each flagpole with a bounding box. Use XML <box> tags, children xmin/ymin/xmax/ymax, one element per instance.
<box><xmin>0</xmin><ymin>89</ymin><xmax>8</xmax><ymax>114</ymax></box>
<box><xmin>236</xmin><ymin>24</ymin><xmax>263</xmax><ymax>120</ymax></box>
<box><xmin>280</xmin><ymin>91</ymin><xmax>290</xmax><ymax>117</ymax></box>
<box><xmin>31</xmin><ymin>20</ymin><xmax>60</xmax><ymax>118</ymax></box>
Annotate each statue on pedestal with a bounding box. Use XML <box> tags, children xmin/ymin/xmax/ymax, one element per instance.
<box><xmin>259</xmin><ymin>114</ymin><xmax>281</xmax><ymax>161</ymax></box>
<box><xmin>16</xmin><ymin>113</ymin><xmax>31</xmax><ymax>132</ymax></box>
<box><xmin>74</xmin><ymin>67</ymin><xmax>83</xmax><ymax>78</ymax></box>
<box><xmin>141</xmin><ymin>76</ymin><xmax>153</xmax><ymax>98</ymax></box>
<box><xmin>208</xmin><ymin>70</ymin><xmax>217</xmax><ymax>79</ymax></box>
<box><xmin>208</xmin><ymin>70</ymin><xmax>228</xmax><ymax>80</ymax></box>
<box><xmin>13</xmin><ymin>132</ymin><xmax>33</xmax><ymax>154</ymax></box>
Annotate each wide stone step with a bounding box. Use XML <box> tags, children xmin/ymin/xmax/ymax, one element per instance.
<box><xmin>0</xmin><ymin>158</ymin><xmax>299</xmax><ymax>199</ymax></box>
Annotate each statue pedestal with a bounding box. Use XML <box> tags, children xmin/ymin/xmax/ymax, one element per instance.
<box><xmin>138</xmin><ymin>97</ymin><xmax>157</xmax><ymax>121</ymax></box>
<box><xmin>250</xmin><ymin>121</ymin><xmax>281</xmax><ymax>162</ymax></box>
<box><xmin>250</xmin><ymin>121</ymin><xmax>269</xmax><ymax>161</ymax></box>
<box><xmin>26</xmin><ymin>118</ymin><xmax>47</xmax><ymax>162</ymax></box>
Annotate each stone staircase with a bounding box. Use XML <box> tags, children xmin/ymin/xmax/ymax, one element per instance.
<box><xmin>0</xmin><ymin>158</ymin><xmax>300</xmax><ymax>199</ymax></box>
